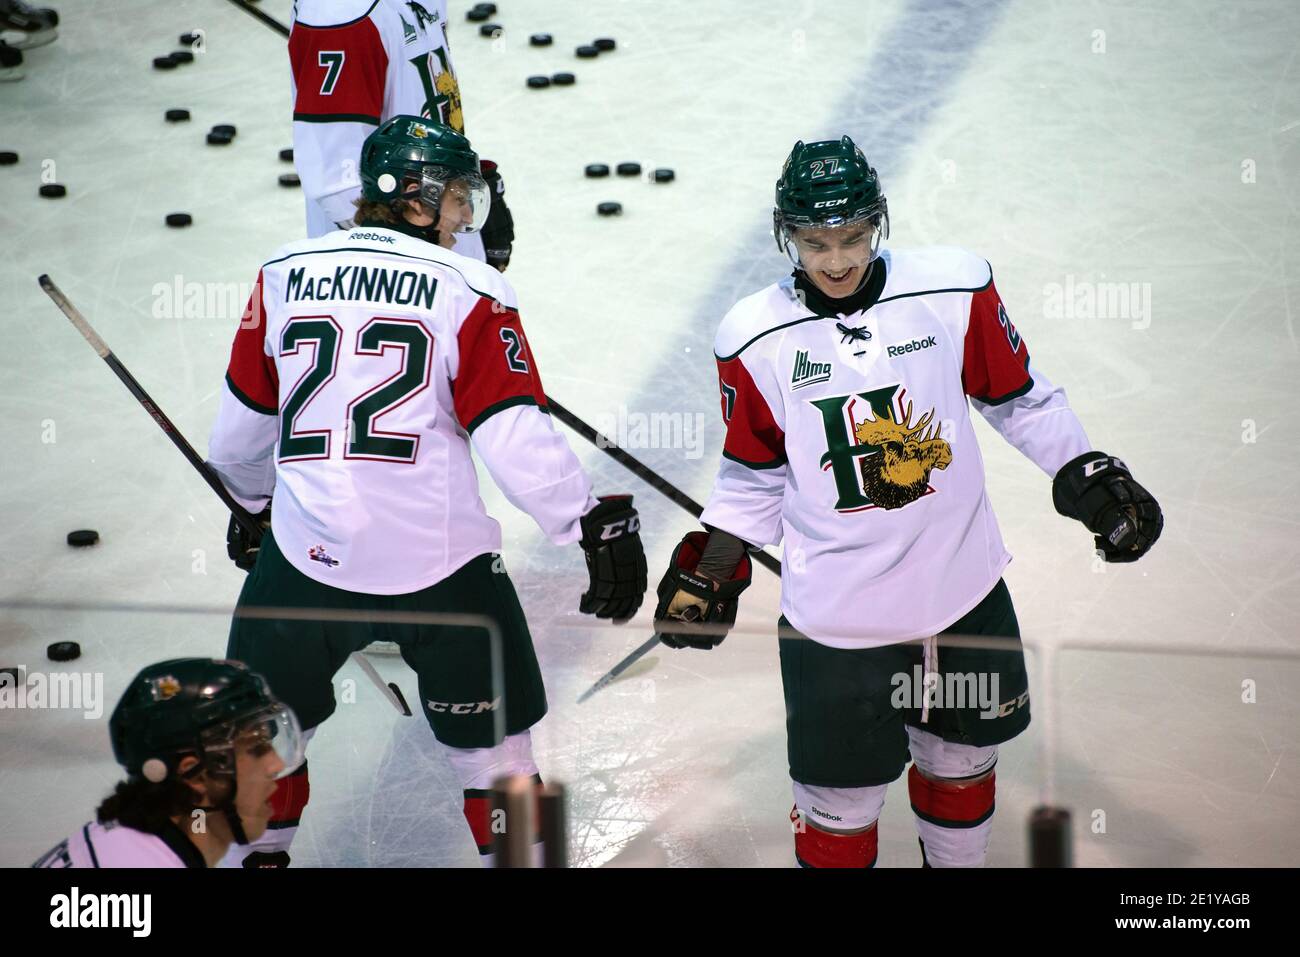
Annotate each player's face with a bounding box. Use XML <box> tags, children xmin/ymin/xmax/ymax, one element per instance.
<box><xmin>793</xmin><ymin>223</ymin><xmax>876</xmax><ymax>298</ymax></box>
<box><xmin>231</xmin><ymin>726</ymin><xmax>286</xmax><ymax>842</ymax></box>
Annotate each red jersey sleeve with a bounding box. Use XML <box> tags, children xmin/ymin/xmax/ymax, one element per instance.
<box><xmin>289</xmin><ymin>18</ymin><xmax>388</xmax><ymax>124</ymax></box>
<box><xmin>962</xmin><ymin>278</ymin><xmax>1033</xmax><ymax>405</ymax></box>
<box><xmin>225</xmin><ymin>271</ymin><xmax>279</xmax><ymax>416</ymax></box>
<box><xmin>717</xmin><ymin>355</ymin><xmax>786</xmax><ymax>469</ymax></box>
<box><xmin>453</xmin><ymin>297</ymin><xmax>548</xmax><ymax>433</ymax></box>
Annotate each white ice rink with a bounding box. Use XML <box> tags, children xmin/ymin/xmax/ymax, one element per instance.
<box><xmin>2</xmin><ymin>0</ymin><xmax>1298</xmax><ymax>867</ymax></box>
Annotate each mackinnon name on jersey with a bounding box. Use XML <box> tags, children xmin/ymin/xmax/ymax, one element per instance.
<box><xmin>285</xmin><ymin>265</ymin><xmax>437</xmax><ymax>309</ymax></box>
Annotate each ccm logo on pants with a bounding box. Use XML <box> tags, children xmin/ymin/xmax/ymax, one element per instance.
<box><xmin>426</xmin><ymin>698</ymin><xmax>501</xmax><ymax>714</ymax></box>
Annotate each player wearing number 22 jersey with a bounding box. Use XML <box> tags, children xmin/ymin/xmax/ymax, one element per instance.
<box><xmin>205</xmin><ymin>116</ymin><xmax>646</xmax><ymax>867</ymax></box>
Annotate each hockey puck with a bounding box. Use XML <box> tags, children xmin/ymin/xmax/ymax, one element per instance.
<box><xmin>584</xmin><ymin>163</ymin><xmax>610</xmax><ymax>178</ymax></box>
<box><xmin>206</xmin><ymin>131</ymin><xmax>232</xmax><ymax>146</ymax></box>
<box><xmin>39</xmin><ymin>183</ymin><xmax>66</xmax><ymax>198</ymax></box>
<box><xmin>279</xmin><ymin>147</ymin><xmax>293</xmax><ymax>162</ymax></box>
<box><xmin>179</xmin><ymin>32</ymin><xmax>200</xmax><ymax>46</ymax></box>
<box><xmin>575</xmin><ymin>45</ymin><xmax>598</xmax><ymax>58</ymax></box>
<box><xmin>164</xmin><ymin>108</ymin><xmax>190</xmax><ymax>122</ymax></box>
<box><xmin>529</xmin><ymin>33</ymin><xmax>553</xmax><ymax>47</ymax></box>
<box><xmin>211</xmin><ymin>123</ymin><xmax>236</xmax><ymax>137</ymax></box>
<box><xmin>551</xmin><ymin>72</ymin><xmax>575</xmax><ymax>85</ymax></box>
<box><xmin>169</xmin><ymin>50</ymin><xmax>194</xmax><ymax>64</ymax></box>
<box><xmin>466</xmin><ymin>8</ymin><xmax>490</xmax><ymax>21</ymax></box>
<box><xmin>652</xmin><ymin>167</ymin><xmax>675</xmax><ymax>183</ymax></box>
<box><xmin>47</xmin><ymin>641</ymin><xmax>81</xmax><ymax>663</ymax></box>
<box><xmin>67</xmin><ymin>529</ymin><xmax>99</xmax><ymax>547</ymax></box>
<box><xmin>479</xmin><ymin>23</ymin><xmax>502</xmax><ymax>38</ymax></box>
<box><xmin>593</xmin><ymin>38</ymin><xmax>616</xmax><ymax>52</ymax></box>
<box><xmin>165</xmin><ymin>212</ymin><xmax>192</xmax><ymax>227</ymax></box>
<box><xmin>473</xmin><ymin>2</ymin><xmax>498</xmax><ymax>13</ymax></box>
<box><xmin>526</xmin><ymin>75</ymin><xmax>551</xmax><ymax>89</ymax></box>
<box><xmin>152</xmin><ymin>55</ymin><xmax>178</xmax><ymax>70</ymax></box>
<box><xmin>278</xmin><ymin>173</ymin><xmax>301</xmax><ymax>188</ymax></box>
<box><xmin>597</xmin><ymin>201</ymin><xmax>622</xmax><ymax>216</ymax></box>
<box><xmin>616</xmin><ymin>162</ymin><xmax>642</xmax><ymax>177</ymax></box>
<box><xmin>0</xmin><ymin>150</ymin><xmax>18</xmax><ymax>165</ymax></box>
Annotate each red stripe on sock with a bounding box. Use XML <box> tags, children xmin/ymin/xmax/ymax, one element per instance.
<box><xmin>268</xmin><ymin>763</ymin><xmax>310</xmax><ymax>825</ymax></box>
<box><xmin>792</xmin><ymin>807</ymin><xmax>878</xmax><ymax>868</ymax></box>
<box><xmin>463</xmin><ymin>793</ymin><xmax>493</xmax><ymax>852</ymax></box>
<box><xmin>908</xmin><ymin>765</ymin><xmax>995</xmax><ymax>824</ymax></box>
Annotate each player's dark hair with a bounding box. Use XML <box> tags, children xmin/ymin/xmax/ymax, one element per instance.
<box><xmin>96</xmin><ymin>775</ymin><xmax>200</xmax><ymax>834</ymax></box>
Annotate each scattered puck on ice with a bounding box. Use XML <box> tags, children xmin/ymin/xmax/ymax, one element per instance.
<box><xmin>169</xmin><ymin>50</ymin><xmax>194</xmax><ymax>64</ymax></box>
<box><xmin>39</xmin><ymin>183</ymin><xmax>66</xmax><ymax>198</ymax></box>
<box><xmin>575</xmin><ymin>45</ymin><xmax>598</xmax><ymax>58</ymax></box>
<box><xmin>206</xmin><ymin>131</ymin><xmax>232</xmax><ymax>146</ymax></box>
<box><xmin>0</xmin><ymin>150</ymin><xmax>18</xmax><ymax>165</ymax></box>
<box><xmin>529</xmin><ymin>33</ymin><xmax>553</xmax><ymax>47</ymax></box>
<box><xmin>279</xmin><ymin>147</ymin><xmax>293</xmax><ymax>162</ymax></box>
<box><xmin>551</xmin><ymin>72</ymin><xmax>575</xmax><ymax>85</ymax></box>
<box><xmin>47</xmin><ymin>641</ymin><xmax>81</xmax><ymax>663</ymax></box>
<box><xmin>479</xmin><ymin>23</ymin><xmax>502</xmax><ymax>38</ymax></box>
<box><xmin>66</xmin><ymin>529</ymin><xmax>99</xmax><ymax>547</ymax></box>
<box><xmin>526</xmin><ymin>75</ymin><xmax>551</xmax><ymax>89</ymax></box>
<box><xmin>616</xmin><ymin>162</ymin><xmax>641</xmax><ymax>177</ymax></box>
<box><xmin>152</xmin><ymin>55</ymin><xmax>178</xmax><ymax>70</ymax></box>
<box><xmin>473</xmin><ymin>2</ymin><xmax>498</xmax><ymax>14</ymax></box>
<box><xmin>211</xmin><ymin>123</ymin><xmax>236</xmax><ymax>137</ymax></box>
<box><xmin>584</xmin><ymin>163</ymin><xmax>610</xmax><ymax>178</ymax></box>
<box><xmin>278</xmin><ymin>173</ymin><xmax>300</xmax><ymax>187</ymax></box>
<box><xmin>597</xmin><ymin>201</ymin><xmax>622</xmax><ymax>216</ymax></box>
<box><xmin>179</xmin><ymin>32</ymin><xmax>200</xmax><ymax>46</ymax></box>
<box><xmin>593</xmin><ymin>38</ymin><xmax>616</xmax><ymax>52</ymax></box>
<box><xmin>164</xmin><ymin>108</ymin><xmax>190</xmax><ymax>122</ymax></box>
<box><xmin>466</xmin><ymin>8</ymin><xmax>490</xmax><ymax>21</ymax></box>
<box><xmin>652</xmin><ymin>167</ymin><xmax>675</xmax><ymax>183</ymax></box>
<box><xmin>165</xmin><ymin>212</ymin><xmax>192</xmax><ymax>227</ymax></box>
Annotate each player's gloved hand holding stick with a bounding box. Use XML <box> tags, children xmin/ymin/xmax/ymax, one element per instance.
<box><xmin>1052</xmin><ymin>452</ymin><xmax>1163</xmax><ymax>562</ymax></box>
<box><xmin>478</xmin><ymin>159</ymin><xmax>514</xmax><ymax>272</ymax></box>
<box><xmin>578</xmin><ymin>495</ymin><xmax>647</xmax><ymax>620</ymax></box>
<box><xmin>653</xmin><ymin>530</ymin><xmax>753</xmax><ymax>650</ymax></box>
<box><xmin>227</xmin><ymin>503</ymin><xmax>273</xmax><ymax>571</ymax></box>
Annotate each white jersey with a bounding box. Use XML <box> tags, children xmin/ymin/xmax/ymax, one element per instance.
<box><xmin>33</xmin><ymin>821</ymin><xmax>204</xmax><ymax>868</ymax></box>
<box><xmin>207</xmin><ymin>226</ymin><xmax>597</xmax><ymax>595</ymax></box>
<box><xmin>288</xmin><ymin>0</ymin><xmax>483</xmax><ymax>260</ymax></box>
<box><xmin>700</xmin><ymin>247</ymin><xmax>1091</xmax><ymax>648</ymax></box>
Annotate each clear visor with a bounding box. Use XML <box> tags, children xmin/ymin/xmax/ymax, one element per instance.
<box><xmin>208</xmin><ymin>703</ymin><xmax>306</xmax><ymax>779</ymax></box>
<box><xmin>776</xmin><ymin>210</ymin><xmax>888</xmax><ymax>270</ymax></box>
<box><xmin>416</xmin><ymin>166</ymin><xmax>491</xmax><ymax>234</ymax></box>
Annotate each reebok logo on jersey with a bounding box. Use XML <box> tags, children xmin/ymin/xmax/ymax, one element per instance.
<box><xmin>347</xmin><ymin>231</ymin><xmax>396</xmax><ymax>243</ymax></box>
<box><xmin>886</xmin><ymin>335</ymin><xmax>938</xmax><ymax>358</ymax></box>
<box><xmin>791</xmin><ymin>349</ymin><xmax>833</xmax><ymax>390</ymax></box>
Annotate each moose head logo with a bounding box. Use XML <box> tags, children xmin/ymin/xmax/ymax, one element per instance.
<box><xmin>812</xmin><ymin>385</ymin><xmax>953</xmax><ymax>512</ymax></box>
<box><xmin>853</xmin><ymin>399</ymin><xmax>952</xmax><ymax>509</ymax></box>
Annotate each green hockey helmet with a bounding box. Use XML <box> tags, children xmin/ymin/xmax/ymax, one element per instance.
<box><xmin>358</xmin><ymin>114</ymin><xmax>490</xmax><ymax>232</ymax></box>
<box><xmin>109</xmin><ymin>658</ymin><xmax>304</xmax><ymax>785</ymax></box>
<box><xmin>773</xmin><ymin>135</ymin><xmax>889</xmax><ymax>267</ymax></box>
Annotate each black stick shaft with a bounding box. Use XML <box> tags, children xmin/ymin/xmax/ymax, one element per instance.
<box><xmin>38</xmin><ymin>274</ymin><xmax>261</xmax><ymax>538</ymax></box>
<box><xmin>546</xmin><ymin>396</ymin><xmax>782</xmax><ymax>577</ymax></box>
<box><xmin>224</xmin><ymin>0</ymin><xmax>290</xmax><ymax>38</ymax></box>
<box><xmin>576</xmin><ymin>632</ymin><xmax>663</xmax><ymax>704</ymax></box>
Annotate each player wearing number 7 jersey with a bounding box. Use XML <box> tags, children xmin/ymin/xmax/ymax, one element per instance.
<box><xmin>205</xmin><ymin>116</ymin><xmax>647</xmax><ymax>867</ymax></box>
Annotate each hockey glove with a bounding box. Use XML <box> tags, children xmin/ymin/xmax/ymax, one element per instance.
<box><xmin>479</xmin><ymin>159</ymin><xmax>514</xmax><ymax>272</ymax></box>
<box><xmin>1052</xmin><ymin>452</ymin><xmax>1162</xmax><ymax>562</ymax></box>
<box><xmin>227</xmin><ymin>503</ymin><xmax>272</xmax><ymax>572</ymax></box>
<box><xmin>578</xmin><ymin>495</ymin><xmax>647</xmax><ymax>620</ymax></box>
<box><xmin>653</xmin><ymin>531</ymin><xmax>753</xmax><ymax>650</ymax></box>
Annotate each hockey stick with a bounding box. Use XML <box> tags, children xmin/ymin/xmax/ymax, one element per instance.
<box><xmin>576</xmin><ymin>632</ymin><xmax>663</xmax><ymax>704</ymax></box>
<box><xmin>223</xmin><ymin>0</ymin><xmax>290</xmax><ymax>38</ymax></box>
<box><xmin>545</xmin><ymin>397</ymin><xmax>782</xmax><ymax>578</ymax></box>
<box><xmin>38</xmin><ymin>274</ymin><xmax>409</xmax><ymax>716</ymax></box>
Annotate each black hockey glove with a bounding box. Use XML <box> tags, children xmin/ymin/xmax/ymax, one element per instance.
<box><xmin>479</xmin><ymin>159</ymin><xmax>514</xmax><ymax>272</ymax></box>
<box><xmin>653</xmin><ymin>531</ymin><xmax>753</xmax><ymax>650</ymax></box>
<box><xmin>226</xmin><ymin>503</ymin><xmax>272</xmax><ymax>572</ymax></box>
<box><xmin>1052</xmin><ymin>452</ymin><xmax>1162</xmax><ymax>563</ymax></box>
<box><xmin>578</xmin><ymin>495</ymin><xmax>647</xmax><ymax>620</ymax></box>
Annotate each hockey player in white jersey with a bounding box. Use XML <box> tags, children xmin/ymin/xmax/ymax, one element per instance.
<box><xmin>206</xmin><ymin>115</ymin><xmax>647</xmax><ymax>866</ymax></box>
<box><xmin>33</xmin><ymin>658</ymin><xmax>305</xmax><ymax>868</ymax></box>
<box><xmin>653</xmin><ymin>136</ymin><xmax>1162</xmax><ymax>868</ymax></box>
<box><xmin>288</xmin><ymin>0</ymin><xmax>513</xmax><ymax>270</ymax></box>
